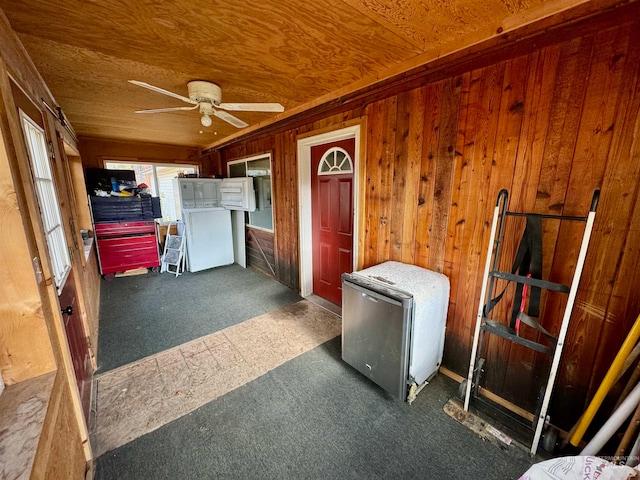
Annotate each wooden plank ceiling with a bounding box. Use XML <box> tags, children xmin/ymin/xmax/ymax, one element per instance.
<box><xmin>0</xmin><ymin>0</ymin><xmax>592</xmax><ymax>148</ymax></box>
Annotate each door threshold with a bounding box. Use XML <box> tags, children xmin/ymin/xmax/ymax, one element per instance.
<box><xmin>305</xmin><ymin>294</ymin><xmax>342</xmax><ymax>317</ymax></box>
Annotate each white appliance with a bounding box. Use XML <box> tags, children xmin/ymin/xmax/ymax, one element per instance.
<box><xmin>341</xmin><ymin>261</ymin><xmax>450</xmax><ymax>403</ymax></box>
<box><xmin>220</xmin><ymin>178</ymin><xmax>255</xmax><ymax>268</ymax></box>
<box><xmin>173</xmin><ymin>177</ymin><xmax>231</xmax><ymax>272</ymax></box>
<box><xmin>182</xmin><ymin>209</ymin><xmax>233</xmax><ymax>272</ymax></box>
<box><xmin>220</xmin><ymin>177</ymin><xmax>256</xmax><ymax>211</ymax></box>
<box><xmin>173</xmin><ymin>177</ymin><xmax>255</xmax><ymax>272</ymax></box>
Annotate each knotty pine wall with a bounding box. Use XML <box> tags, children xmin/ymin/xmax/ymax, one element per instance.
<box><xmin>219</xmin><ymin>21</ymin><xmax>640</xmax><ymax>428</ymax></box>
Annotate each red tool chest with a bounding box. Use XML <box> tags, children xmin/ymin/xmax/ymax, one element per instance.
<box><xmin>94</xmin><ymin>221</ymin><xmax>160</xmax><ymax>275</ymax></box>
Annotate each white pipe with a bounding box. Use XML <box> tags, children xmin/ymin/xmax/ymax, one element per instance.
<box><xmin>531</xmin><ymin>209</ymin><xmax>597</xmax><ymax>455</ymax></box>
<box><xmin>581</xmin><ymin>382</ymin><xmax>640</xmax><ymax>456</ymax></box>
<box><xmin>464</xmin><ymin>203</ymin><xmax>500</xmax><ymax>411</ymax></box>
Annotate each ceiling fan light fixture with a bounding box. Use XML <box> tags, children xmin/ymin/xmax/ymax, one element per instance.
<box><xmin>129</xmin><ymin>80</ymin><xmax>280</xmax><ymax>129</ymax></box>
<box><xmin>201</xmin><ymin>114</ymin><xmax>212</xmax><ymax>127</ymax></box>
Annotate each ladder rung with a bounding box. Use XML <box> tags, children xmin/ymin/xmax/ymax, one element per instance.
<box><xmin>481</xmin><ymin>320</ymin><xmax>554</xmax><ymax>354</ymax></box>
<box><xmin>489</xmin><ymin>271</ymin><xmax>570</xmax><ymax>293</ymax></box>
<box><xmin>505</xmin><ymin>211</ymin><xmax>588</xmax><ymax>222</ymax></box>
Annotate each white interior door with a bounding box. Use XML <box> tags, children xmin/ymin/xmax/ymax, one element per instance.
<box><xmin>297</xmin><ymin>125</ymin><xmax>361</xmax><ymax>298</ymax></box>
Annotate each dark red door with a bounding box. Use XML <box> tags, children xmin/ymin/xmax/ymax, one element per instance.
<box><xmin>12</xmin><ymin>80</ymin><xmax>93</xmax><ymax>423</ymax></box>
<box><xmin>58</xmin><ymin>273</ymin><xmax>92</xmax><ymax>422</ymax></box>
<box><xmin>311</xmin><ymin>138</ymin><xmax>355</xmax><ymax>305</ymax></box>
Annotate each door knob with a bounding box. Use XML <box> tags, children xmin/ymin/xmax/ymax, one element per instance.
<box><xmin>61</xmin><ymin>305</ymin><xmax>73</xmax><ymax>316</ymax></box>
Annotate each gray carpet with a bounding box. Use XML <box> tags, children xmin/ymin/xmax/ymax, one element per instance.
<box><xmin>95</xmin><ymin>337</ymin><xmax>534</xmax><ymax>479</ymax></box>
<box><xmin>98</xmin><ymin>265</ymin><xmax>301</xmax><ymax>372</ymax></box>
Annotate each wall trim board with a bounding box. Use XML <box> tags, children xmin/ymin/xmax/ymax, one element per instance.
<box><xmin>439</xmin><ymin>367</ymin><xmax>536</xmax><ymax>423</ymax></box>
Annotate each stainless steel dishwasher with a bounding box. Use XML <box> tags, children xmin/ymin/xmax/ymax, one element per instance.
<box><xmin>341</xmin><ymin>261</ymin><xmax>450</xmax><ymax>403</ymax></box>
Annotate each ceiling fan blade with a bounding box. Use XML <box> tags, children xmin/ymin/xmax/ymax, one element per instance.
<box><xmin>214</xmin><ymin>110</ymin><xmax>249</xmax><ymax>128</ymax></box>
<box><xmin>217</xmin><ymin>102</ymin><xmax>284</xmax><ymax>112</ymax></box>
<box><xmin>135</xmin><ymin>105</ymin><xmax>199</xmax><ymax>114</ymax></box>
<box><xmin>128</xmin><ymin>80</ymin><xmax>196</xmax><ymax>105</ymax></box>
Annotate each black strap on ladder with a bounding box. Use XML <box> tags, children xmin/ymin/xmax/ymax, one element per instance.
<box><xmin>484</xmin><ymin>215</ymin><xmax>543</xmax><ymax>321</ymax></box>
<box><xmin>509</xmin><ymin>215</ymin><xmax>543</xmax><ymax>329</ymax></box>
<box><xmin>481</xmin><ymin>215</ymin><xmax>556</xmax><ymax>353</ymax></box>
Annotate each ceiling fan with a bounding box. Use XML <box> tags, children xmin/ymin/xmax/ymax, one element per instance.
<box><xmin>128</xmin><ymin>80</ymin><xmax>284</xmax><ymax>128</ymax></box>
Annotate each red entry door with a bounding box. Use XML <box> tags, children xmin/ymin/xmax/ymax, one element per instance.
<box><xmin>311</xmin><ymin>138</ymin><xmax>355</xmax><ymax>305</ymax></box>
<box><xmin>58</xmin><ymin>273</ymin><xmax>93</xmax><ymax>422</ymax></box>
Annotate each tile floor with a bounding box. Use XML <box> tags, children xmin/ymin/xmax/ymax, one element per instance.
<box><xmin>90</xmin><ymin>300</ymin><xmax>341</xmax><ymax>457</ymax></box>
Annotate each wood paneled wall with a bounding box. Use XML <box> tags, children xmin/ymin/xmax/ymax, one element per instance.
<box><xmin>78</xmin><ymin>136</ymin><xmax>201</xmax><ymax>170</ymax></box>
<box><xmin>0</xmin><ymin>91</ymin><xmax>56</xmax><ymax>384</ymax></box>
<box><xmin>218</xmin><ymin>19</ymin><xmax>640</xmax><ymax>427</ymax></box>
<box><xmin>31</xmin><ymin>371</ymin><xmax>87</xmax><ymax>479</ymax></box>
<box><xmin>246</xmin><ymin>227</ymin><xmax>276</xmax><ymax>279</ymax></box>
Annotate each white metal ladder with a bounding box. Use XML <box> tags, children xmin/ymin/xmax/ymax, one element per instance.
<box><xmin>463</xmin><ymin>189</ymin><xmax>600</xmax><ymax>455</ymax></box>
<box><xmin>160</xmin><ymin>221</ymin><xmax>186</xmax><ymax>277</ymax></box>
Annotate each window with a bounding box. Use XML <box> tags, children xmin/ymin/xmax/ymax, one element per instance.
<box><xmin>228</xmin><ymin>154</ymin><xmax>273</xmax><ymax>231</ymax></box>
<box><xmin>318</xmin><ymin>147</ymin><xmax>353</xmax><ymax>175</ymax></box>
<box><xmin>21</xmin><ymin>111</ymin><xmax>71</xmax><ymax>292</ymax></box>
<box><xmin>104</xmin><ymin>161</ymin><xmax>197</xmax><ymax>221</ymax></box>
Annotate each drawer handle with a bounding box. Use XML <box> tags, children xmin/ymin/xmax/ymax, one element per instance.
<box><xmin>362</xmin><ymin>293</ymin><xmax>378</xmax><ymax>302</ymax></box>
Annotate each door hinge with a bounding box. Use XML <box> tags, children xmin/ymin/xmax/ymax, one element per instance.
<box><xmin>32</xmin><ymin>257</ymin><xmax>43</xmax><ymax>284</ymax></box>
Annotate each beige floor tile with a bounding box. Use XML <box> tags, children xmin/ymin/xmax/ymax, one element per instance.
<box><xmin>207</xmin><ymin>336</ymin><xmax>246</xmax><ymax>370</ymax></box>
<box><xmin>91</xmin><ymin>300</ymin><xmax>341</xmax><ymax>457</ymax></box>
<box><xmin>98</xmin><ymin>357</ymin><xmax>159</xmax><ymax>387</ymax></box>
<box><xmin>158</xmin><ymin>358</ymin><xmax>192</xmax><ymax>397</ymax></box>
<box><xmin>179</xmin><ymin>339</ymin><xmax>209</xmax><ymax>358</ymax></box>
<box><xmin>202</xmin><ymin>330</ymin><xmax>230</xmax><ymax>349</ymax></box>
<box><xmin>155</xmin><ymin>348</ymin><xmax>187</xmax><ymax>369</ymax></box>
<box><xmin>182</xmin><ymin>350</ymin><xmax>220</xmax><ymax>388</ymax></box>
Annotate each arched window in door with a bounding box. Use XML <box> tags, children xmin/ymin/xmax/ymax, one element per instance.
<box><xmin>317</xmin><ymin>147</ymin><xmax>353</xmax><ymax>175</ymax></box>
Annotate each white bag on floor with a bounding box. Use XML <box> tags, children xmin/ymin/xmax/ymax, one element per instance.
<box><xmin>519</xmin><ymin>456</ymin><xmax>640</xmax><ymax>480</ymax></box>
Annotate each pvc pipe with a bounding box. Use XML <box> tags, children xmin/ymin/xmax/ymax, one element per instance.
<box><xmin>532</xmin><ymin>208</ymin><xmax>597</xmax><ymax>455</ymax></box>
<box><xmin>615</xmin><ymin>401</ymin><xmax>640</xmax><ymax>458</ymax></box>
<box><xmin>581</xmin><ymin>382</ymin><xmax>640</xmax><ymax>456</ymax></box>
<box><xmin>464</xmin><ymin>198</ymin><xmax>502</xmax><ymax>411</ymax></box>
<box><xmin>570</xmin><ymin>313</ymin><xmax>640</xmax><ymax>446</ymax></box>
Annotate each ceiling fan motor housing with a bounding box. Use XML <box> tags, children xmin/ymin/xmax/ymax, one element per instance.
<box><xmin>188</xmin><ymin>81</ymin><xmax>222</xmax><ymax>105</ymax></box>
<box><xmin>199</xmin><ymin>104</ymin><xmax>215</xmax><ymax>115</ymax></box>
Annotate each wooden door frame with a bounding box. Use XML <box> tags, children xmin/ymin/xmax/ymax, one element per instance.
<box><xmin>296</xmin><ymin>121</ymin><xmax>364</xmax><ymax>298</ymax></box>
<box><xmin>4</xmin><ymin>73</ymin><xmax>93</xmax><ymax>460</ymax></box>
